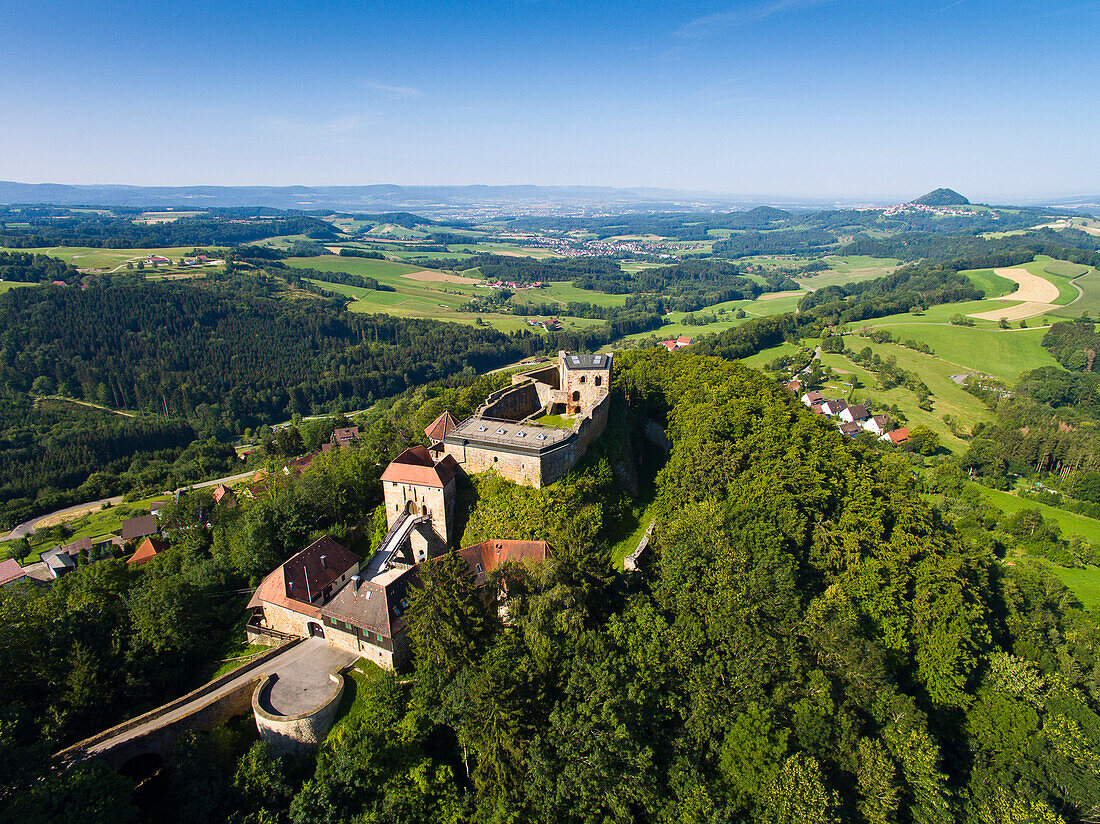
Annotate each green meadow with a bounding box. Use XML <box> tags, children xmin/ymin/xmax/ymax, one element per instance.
<box><xmin>1</xmin><ymin>245</ymin><xmax>203</xmax><ymax>270</ymax></box>
<box><xmin>853</xmin><ymin>319</ymin><xmax>1060</xmax><ymax>383</ymax></box>
<box><xmin>1050</xmin><ymin>265</ymin><xmax>1100</xmax><ymax>318</ymax></box>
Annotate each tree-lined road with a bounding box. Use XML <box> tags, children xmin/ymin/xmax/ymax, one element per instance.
<box><xmin>1</xmin><ymin>468</ymin><xmax>258</xmax><ymax>542</ymax></box>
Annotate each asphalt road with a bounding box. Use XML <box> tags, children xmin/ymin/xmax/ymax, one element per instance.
<box><xmin>2</xmin><ymin>468</ymin><xmax>258</xmax><ymax>542</ymax></box>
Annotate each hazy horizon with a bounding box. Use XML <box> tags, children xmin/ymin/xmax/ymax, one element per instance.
<box><xmin>4</xmin><ymin>0</ymin><xmax>1099</xmax><ymax>201</ymax></box>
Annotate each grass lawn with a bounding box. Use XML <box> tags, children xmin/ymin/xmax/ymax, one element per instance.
<box><xmin>1015</xmin><ymin>557</ymin><xmax>1100</xmax><ymax>611</ymax></box>
<box><xmin>739</xmin><ymin>341</ymin><xmax>803</xmax><ymax>370</ymax></box>
<box><xmin>0</xmin><ymin>281</ymin><xmax>34</xmax><ymax>293</ymax></box>
<box><xmin>327</xmin><ymin>660</ymin><xmax>393</xmax><ymax>740</ymax></box>
<box><xmin>532</xmin><ymin>413</ymin><xmax>575</xmax><ymax>429</ymax></box>
<box><xmin>974</xmin><ymin>484</ymin><xmax>1100</xmax><ymax>545</ymax></box>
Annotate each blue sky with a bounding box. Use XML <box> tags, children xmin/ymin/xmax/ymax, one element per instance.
<box><xmin>2</xmin><ymin>0</ymin><xmax>1098</xmax><ymax>200</ymax></box>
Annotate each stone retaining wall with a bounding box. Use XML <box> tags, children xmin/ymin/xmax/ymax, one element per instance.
<box><xmin>253</xmin><ymin>672</ymin><xmax>345</xmax><ymax>756</ymax></box>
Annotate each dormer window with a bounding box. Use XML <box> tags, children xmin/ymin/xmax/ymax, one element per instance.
<box><xmin>475</xmin><ymin>563</ymin><xmax>484</xmax><ymax>573</ymax></box>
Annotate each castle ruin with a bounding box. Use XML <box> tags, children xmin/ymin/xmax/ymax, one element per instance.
<box><xmin>428</xmin><ymin>351</ymin><xmax>612</xmax><ymax>488</ymax></box>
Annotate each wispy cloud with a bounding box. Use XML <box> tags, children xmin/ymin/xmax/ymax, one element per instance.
<box><xmin>363</xmin><ymin>80</ymin><xmax>423</xmax><ymax>99</ymax></box>
<box><xmin>676</xmin><ymin>0</ymin><xmax>833</xmax><ymax>38</ymax></box>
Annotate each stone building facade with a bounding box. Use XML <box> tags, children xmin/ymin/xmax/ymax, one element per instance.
<box><xmin>380</xmin><ymin>446</ymin><xmax>457</xmax><ymax>543</ymax></box>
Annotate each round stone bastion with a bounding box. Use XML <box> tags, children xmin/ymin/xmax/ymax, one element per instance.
<box><xmin>252</xmin><ymin>670</ymin><xmax>345</xmax><ymax>755</ymax></box>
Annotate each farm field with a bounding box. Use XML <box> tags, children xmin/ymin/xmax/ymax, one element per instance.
<box><xmin>1</xmin><ymin>245</ymin><xmax>203</xmax><ymax>271</ymax></box>
<box><xmin>303</xmin><ymin>278</ymin><xmax>602</xmax><ymax>333</ymax></box>
<box><xmin>509</xmin><ymin>282</ymin><xmax>629</xmax><ymax>308</ymax></box>
<box><xmin>795</xmin><ymin>256</ymin><xmax>899</xmax><ymax>289</ymax></box>
<box><xmin>963</xmin><ymin>267</ymin><xmax>1018</xmax><ymax>298</ymax></box>
<box><xmin>0</xmin><ymin>281</ymin><xmax>33</xmax><ymax>293</ymax></box>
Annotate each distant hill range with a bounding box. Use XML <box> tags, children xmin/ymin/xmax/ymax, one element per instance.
<box><xmin>913</xmin><ymin>188</ymin><xmax>970</xmax><ymax>206</ymax></box>
<box><xmin>0</xmin><ymin>181</ymin><xmax>1092</xmax><ymax>217</ymax></box>
<box><xmin>0</xmin><ymin>182</ymin><xmax>791</xmax><ymax>215</ymax></box>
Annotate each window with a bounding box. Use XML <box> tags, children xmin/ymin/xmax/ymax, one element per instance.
<box><xmin>579</xmin><ymin>375</ymin><xmax>586</xmax><ymax>383</ymax></box>
<box><xmin>595</xmin><ymin>376</ymin><xmax>602</xmax><ymax>386</ymax></box>
<box><xmin>572</xmin><ymin>391</ymin><xmax>580</xmax><ymax>401</ymax></box>
<box><xmin>376</xmin><ymin>632</ymin><xmax>384</xmax><ymax>642</ymax></box>
<box><xmin>476</xmin><ymin>563</ymin><xmax>484</xmax><ymax>573</ymax></box>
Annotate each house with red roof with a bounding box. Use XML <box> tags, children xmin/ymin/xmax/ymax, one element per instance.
<box><xmin>127</xmin><ymin>537</ymin><xmax>169</xmax><ymax>567</ymax></box>
<box><xmin>880</xmin><ymin>427</ymin><xmax>911</xmax><ymax>445</ymax></box>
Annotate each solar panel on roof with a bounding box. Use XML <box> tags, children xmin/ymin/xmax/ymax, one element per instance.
<box><xmin>593</xmin><ymin>355</ymin><xmax>601</xmax><ymax>364</ymax></box>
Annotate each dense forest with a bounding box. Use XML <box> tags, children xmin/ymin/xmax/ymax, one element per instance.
<box><xmin>0</xmin><ymin>272</ymin><xmax>534</xmax><ymax>431</ymax></box>
<box><xmin>0</xmin><ymin>392</ymin><xmax>227</xmax><ymax>529</ymax></box>
<box><xmin>0</xmin><ymin>251</ymin><xmax>83</xmax><ymax>284</ymax></box>
<box><xmin>0</xmin><ymin>208</ymin><xmax>339</xmax><ymax>248</ymax></box>
<box><xmin>6</xmin><ymin>350</ymin><xmax>1099</xmax><ymax>823</ymax></box>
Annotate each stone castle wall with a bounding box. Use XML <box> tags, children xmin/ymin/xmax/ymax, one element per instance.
<box><xmin>448</xmin><ymin>441</ymin><xmax>547</xmax><ymax>487</ymax></box>
<box><xmin>479</xmin><ymin>381</ymin><xmax>541</xmax><ymax>422</ymax></box>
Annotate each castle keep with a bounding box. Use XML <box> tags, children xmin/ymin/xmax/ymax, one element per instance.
<box><xmin>430</xmin><ymin>351</ymin><xmax>612</xmax><ymax>488</ymax></box>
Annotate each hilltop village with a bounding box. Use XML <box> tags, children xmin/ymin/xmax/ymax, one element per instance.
<box><xmin>246</xmin><ymin>351</ymin><xmax>611</xmax><ymax>669</ymax></box>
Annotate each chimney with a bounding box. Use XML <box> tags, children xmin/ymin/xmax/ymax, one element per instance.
<box><xmin>352</xmin><ymin>574</ymin><xmax>361</xmax><ymax>595</ymax></box>
<box><xmin>320</xmin><ymin>554</ymin><xmax>327</xmax><ymax>568</ymax></box>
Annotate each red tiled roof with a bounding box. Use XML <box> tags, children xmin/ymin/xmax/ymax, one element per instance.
<box><xmin>0</xmin><ymin>558</ymin><xmax>26</xmax><ymax>586</ymax></box>
<box><xmin>459</xmin><ymin>540</ymin><xmax>551</xmax><ymax>585</ymax></box>
<box><xmin>425</xmin><ymin>411</ymin><xmax>460</xmax><ymax>443</ymax></box>
<box><xmin>886</xmin><ymin>427</ymin><xmax>911</xmax><ymax>444</ymax></box>
<box><xmin>282</xmin><ymin>536</ymin><xmax>360</xmax><ymax>604</ymax></box>
<box><xmin>380</xmin><ymin>446</ymin><xmax>457</xmax><ymax>488</ymax></box>
<box><xmin>285</xmin><ymin>454</ymin><xmax>315</xmax><ymax>476</ymax></box>
<box><xmin>213</xmin><ymin>484</ymin><xmax>236</xmax><ymax>504</ymax></box>
<box><xmin>127</xmin><ymin>537</ymin><xmax>168</xmax><ymax>567</ymax></box>
<box><xmin>676</xmin><ymin>336</ymin><xmax>692</xmax><ymax>345</ymax></box>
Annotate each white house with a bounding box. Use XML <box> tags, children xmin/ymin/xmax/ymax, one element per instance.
<box><xmin>821</xmin><ymin>399</ymin><xmax>848</xmax><ymax>417</ymax></box>
<box><xmin>839</xmin><ymin>404</ymin><xmax>869</xmax><ymax>424</ymax></box>
<box><xmin>862</xmin><ymin>414</ymin><xmax>891</xmax><ymax>435</ymax></box>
